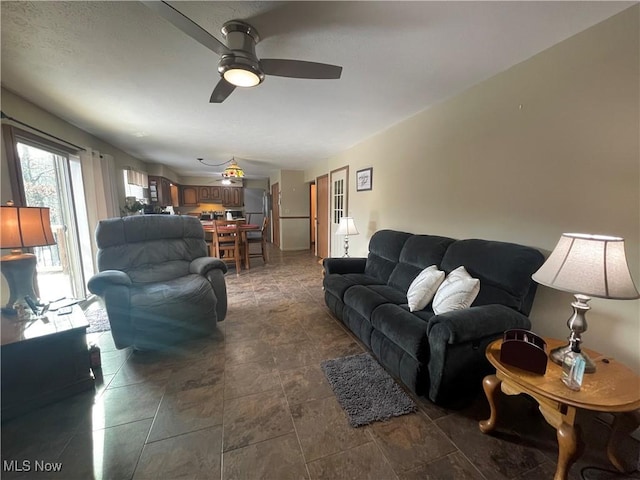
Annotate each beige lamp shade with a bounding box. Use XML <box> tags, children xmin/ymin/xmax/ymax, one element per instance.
<box><xmin>532</xmin><ymin>233</ymin><xmax>639</xmax><ymax>300</ymax></box>
<box><xmin>336</xmin><ymin>217</ymin><xmax>359</xmax><ymax>236</ymax></box>
<box><xmin>0</xmin><ymin>205</ymin><xmax>56</xmax><ymax>249</ymax></box>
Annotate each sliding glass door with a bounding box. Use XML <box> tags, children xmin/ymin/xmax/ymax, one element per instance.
<box><xmin>15</xmin><ymin>141</ymin><xmax>87</xmax><ymax>301</ymax></box>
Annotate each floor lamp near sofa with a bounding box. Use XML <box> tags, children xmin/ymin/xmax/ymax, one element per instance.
<box><xmin>0</xmin><ymin>202</ymin><xmax>56</xmax><ymax>313</ymax></box>
<box><xmin>532</xmin><ymin>233</ymin><xmax>639</xmax><ymax>373</ymax></box>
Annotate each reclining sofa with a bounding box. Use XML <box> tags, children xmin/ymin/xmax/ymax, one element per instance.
<box><xmin>323</xmin><ymin>230</ymin><xmax>545</xmax><ymax>404</ymax></box>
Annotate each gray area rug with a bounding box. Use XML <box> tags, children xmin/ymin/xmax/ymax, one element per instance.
<box><xmin>321</xmin><ymin>353</ymin><xmax>417</xmax><ymax>427</ymax></box>
<box><xmin>83</xmin><ymin>303</ymin><xmax>111</xmax><ymax>334</ymax></box>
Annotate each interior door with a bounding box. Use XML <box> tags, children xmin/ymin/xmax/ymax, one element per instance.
<box><xmin>309</xmin><ymin>183</ymin><xmax>317</xmax><ymax>251</ymax></box>
<box><xmin>330</xmin><ymin>167</ymin><xmax>348</xmax><ymax>257</ymax></box>
<box><xmin>316</xmin><ymin>174</ymin><xmax>329</xmax><ymax>258</ymax></box>
<box><xmin>271</xmin><ymin>182</ymin><xmax>280</xmax><ymax>248</ymax></box>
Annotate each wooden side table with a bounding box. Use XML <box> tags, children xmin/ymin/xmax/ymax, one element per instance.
<box><xmin>1</xmin><ymin>306</ymin><xmax>95</xmax><ymax>421</ymax></box>
<box><xmin>479</xmin><ymin>338</ymin><xmax>640</xmax><ymax>480</ymax></box>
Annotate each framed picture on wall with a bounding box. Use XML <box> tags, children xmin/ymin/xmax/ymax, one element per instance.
<box><xmin>356</xmin><ymin>167</ymin><xmax>373</xmax><ymax>191</ymax></box>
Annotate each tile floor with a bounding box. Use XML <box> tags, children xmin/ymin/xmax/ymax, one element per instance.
<box><xmin>1</xmin><ymin>247</ymin><xmax>638</xmax><ymax>480</ymax></box>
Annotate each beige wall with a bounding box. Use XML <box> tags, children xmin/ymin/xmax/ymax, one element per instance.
<box><xmin>270</xmin><ymin>169</ymin><xmax>311</xmax><ymax>250</ymax></box>
<box><xmin>306</xmin><ymin>6</ymin><xmax>640</xmax><ymax>371</ymax></box>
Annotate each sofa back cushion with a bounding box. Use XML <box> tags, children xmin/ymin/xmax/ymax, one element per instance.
<box><xmin>365</xmin><ymin>230</ymin><xmax>412</xmax><ymax>283</ymax></box>
<box><xmin>387</xmin><ymin>235</ymin><xmax>455</xmax><ymax>293</ymax></box>
<box><xmin>440</xmin><ymin>239</ymin><xmax>545</xmax><ymax>314</ymax></box>
<box><xmin>96</xmin><ymin>215</ymin><xmax>208</xmax><ymax>283</ymax></box>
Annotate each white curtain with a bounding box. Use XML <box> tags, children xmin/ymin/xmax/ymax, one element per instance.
<box><xmin>80</xmin><ymin>148</ymin><xmax>120</xmax><ymax>270</ymax></box>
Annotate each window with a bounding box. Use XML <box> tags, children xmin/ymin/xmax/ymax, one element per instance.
<box><xmin>123</xmin><ymin>169</ymin><xmax>148</xmax><ymax>202</ymax></box>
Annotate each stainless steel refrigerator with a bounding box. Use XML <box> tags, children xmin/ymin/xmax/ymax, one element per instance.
<box><xmin>244</xmin><ymin>188</ymin><xmax>270</xmax><ymax>226</ymax></box>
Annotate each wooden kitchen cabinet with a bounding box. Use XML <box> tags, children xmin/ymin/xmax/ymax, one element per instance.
<box><xmin>198</xmin><ymin>186</ymin><xmax>211</xmax><ymax>201</ymax></box>
<box><xmin>222</xmin><ymin>186</ymin><xmax>243</xmax><ymax>207</ymax></box>
<box><xmin>197</xmin><ymin>186</ymin><xmax>222</xmax><ymax>203</ymax></box>
<box><xmin>160</xmin><ymin>178</ymin><xmax>172</xmax><ymax>205</ymax></box>
<box><xmin>181</xmin><ymin>186</ymin><xmax>198</xmax><ymax>206</ymax></box>
<box><xmin>210</xmin><ymin>186</ymin><xmax>222</xmax><ymax>202</ymax></box>
<box><xmin>148</xmin><ymin>176</ymin><xmax>174</xmax><ymax>206</ymax></box>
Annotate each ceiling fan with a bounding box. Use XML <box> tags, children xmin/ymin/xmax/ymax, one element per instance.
<box><xmin>143</xmin><ymin>1</ymin><xmax>343</xmax><ymax>103</ymax></box>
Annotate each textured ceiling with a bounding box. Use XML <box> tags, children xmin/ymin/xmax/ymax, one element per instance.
<box><xmin>1</xmin><ymin>1</ymin><xmax>633</xmax><ymax>178</ymax></box>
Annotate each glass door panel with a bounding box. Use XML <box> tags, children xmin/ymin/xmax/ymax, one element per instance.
<box><xmin>16</xmin><ymin>142</ymin><xmax>86</xmax><ymax>301</ymax></box>
<box><xmin>330</xmin><ymin>167</ymin><xmax>348</xmax><ymax>256</ymax></box>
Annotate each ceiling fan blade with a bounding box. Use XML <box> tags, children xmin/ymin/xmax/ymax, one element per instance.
<box><xmin>260</xmin><ymin>59</ymin><xmax>342</xmax><ymax>79</ymax></box>
<box><xmin>142</xmin><ymin>1</ymin><xmax>231</xmax><ymax>57</ymax></box>
<box><xmin>210</xmin><ymin>78</ymin><xmax>236</xmax><ymax>103</ymax></box>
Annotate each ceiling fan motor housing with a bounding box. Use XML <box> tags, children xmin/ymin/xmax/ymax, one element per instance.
<box><xmin>218</xmin><ymin>20</ymin><xmax>264</xmax><ymax>85</ymax></box>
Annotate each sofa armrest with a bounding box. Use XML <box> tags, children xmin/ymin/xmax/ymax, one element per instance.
<box><xmin>190</xmin><ymin>256</ymin><xmax>228</xmax><ymax>276</ymax></box>
<box><xmin>426</xmin><ymin>304</ymin><xmax>531</xmax><ymax>345</ymax></box>
<box><xmin>88</xmin><ymin>270</ymin><xmax>132</xmax><ymax>296</ymax></box>
<box><xmin>323</xmin><ymin>257</ymin><xmax>367</xmax><ymax>275</ymax></box>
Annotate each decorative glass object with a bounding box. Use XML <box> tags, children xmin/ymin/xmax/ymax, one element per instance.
<box><xmin>561</xmin><ymin>339</ymin><xmax>586</xmax><ymax>391</ymax></box>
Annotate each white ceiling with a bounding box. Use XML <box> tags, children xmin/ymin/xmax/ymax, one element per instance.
<box><xmin>1</xmin><ymin>1</ymin><xmax>633</xmax><ymax>179</ymax></box>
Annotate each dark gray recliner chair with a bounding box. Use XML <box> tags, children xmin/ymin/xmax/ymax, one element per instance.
<box><xmin>88</xmin><ymin>215</ymin><xmax>228</xmax><ymax>350</ymax></box>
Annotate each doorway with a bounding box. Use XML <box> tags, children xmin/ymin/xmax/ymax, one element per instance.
<box><xmin>309</xmin><ymin>182</ymin><xmax>316</xmax><ymax>253</ymax></box>
<box><xmin>330</xmin><ymin>166</ymin><xmax>349</xmax><ymax>257</ymax></box>
<box><xmin>271</xmin><ymin>182</ymin><xmax>280</xmax><ymax>248</ymax></box>
<box><xmin>316</xmin><ymin>174</ymin><xmax>329</xmax><ymax>259</ymax></box>
<box><xmin>14</xmin><ymin>141</ymin><xmax>87</xmax><ymax>300</ymax></box>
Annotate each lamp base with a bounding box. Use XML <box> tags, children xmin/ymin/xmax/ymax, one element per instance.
<box><xmin>550</xmin><ymin>293</ymin><xmax>596</xmax><ymax>373</ymax></box>
<box><xmin>1</xmin><ymin>252</ymin><xmax>38</xmax><ymax>310</ymax></box>
<box><xmin>549</xmin><ymin>344</ymin><xmax>597</xmax><ymax>373</ymax></box>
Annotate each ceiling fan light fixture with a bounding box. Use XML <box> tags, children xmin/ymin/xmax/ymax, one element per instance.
<box><xmin>223</xmin><ymin>67</ymin><xmax>261</xmax><ymax>87</ymax></box>
<box><xmin>219</xmin><ymin>54</ymin><xmax>264</xmax><ymax>88</ymax></box>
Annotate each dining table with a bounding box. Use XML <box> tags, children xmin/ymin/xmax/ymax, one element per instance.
<box><xmin>201</xmin><ymin>220</ymin><xmax>261</xmax><ymax>270</ymax></box>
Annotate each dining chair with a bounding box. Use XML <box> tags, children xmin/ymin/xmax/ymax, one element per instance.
<box><xmin>212</xmin><ymin>219</ymin><xmax>242</xmax><ymax>272</ymax></box>
<box><xmin>247</xmin><ymin>216</ymin><xmax>269</xmax><ymax>266</ymax></box>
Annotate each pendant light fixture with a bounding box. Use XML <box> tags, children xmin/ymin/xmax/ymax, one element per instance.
<box><xmin>197</xmin><ymin>157</ymin><xmax>246</xmax><ymax>180</ymax></box>
<box><xmin>222</xmin><ymin>159</ymin><xmax>245</xmax><ymax>179</ymax></box>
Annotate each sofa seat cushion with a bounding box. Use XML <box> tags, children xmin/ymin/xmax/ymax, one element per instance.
<box><xmin>130</xmin><ymin>274</ymin><xmax>216</xmax><ymax>328</ymax></box>
<box><xmin>324</xmin><ymin>273</ymin><xmax>384</xmax><ymax>300</ymax></box>
<box><xmin>367</xmin><ymin>285</ymin><xmax>410</xmax><ymax>305</ymax></box>
<box><xmin>371</xmin><ymin>304</ymin><xmax>431</xmax><ymax>362</ymax></box>
<box><xmin>412</xmin><ymin>308</ymin><xmax>436</xmax><ymax>323</ymax></box>
<box><xmin>343</xmin><ymin>285</ymin><xmax>395</xmax><ymax>319</ymax></box>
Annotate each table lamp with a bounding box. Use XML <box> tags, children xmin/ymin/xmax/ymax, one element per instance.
<box><xmin>336</xmin><ymin>217</ymin><xmax>359</xmax><ymax>257</ymax></box>
<box><xmin>1</xmin><ymin>202</ymin><xmax>56</xmax><ymax>313</ymax></box>
<box><xmin>532</xmin><ymin>233</ymin><xmax>639</xmax><ymax>373</ymax></box>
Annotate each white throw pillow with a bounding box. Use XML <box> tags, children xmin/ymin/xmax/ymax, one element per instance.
<box><xmin>432</xmin><ymin>266</ymin><xmax>480</xmax><ymax>315</ymax></box>
<box><xmin>406</xmin><ymin>265</ymin><xmax>445</xmax><ymax>312</ymax></box>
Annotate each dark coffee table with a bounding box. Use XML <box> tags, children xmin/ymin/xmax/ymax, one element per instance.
<box><xmin>1</xmin><ymin>306</ymin><xmax>95</xmax><ymax>421</ymax></box>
